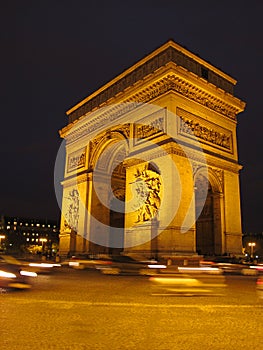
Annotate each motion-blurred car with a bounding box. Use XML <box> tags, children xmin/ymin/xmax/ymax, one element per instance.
<box><xmin>67</xmin><ymin>254</ymin><xmax>112</xmax><ymax>270</ymax></box>
<box><xmin>97</xmin><ymin>255</ymin><xmax>166</xmax><ymax>275</ymax></box>
<box><xmin>0</xmin><ymin>254</ymin><xmax>59</xmax><ymax>274</ymax></box>
<box><xmin>27</xmin><ymin>261</ymin><xmax>61</xmax><ymax>274</ymax></box>
<box><xmin>149</xmin><ymin>265</ymin><xmax>226</xmax><ymax>296</ymax></box>
<box><xmin>201</xmin><ymin>256</ymin><xmax>258</xmax><ymax>276</ymax></box>
<box><xmin>149</xmin><ymin>271</ymin><xmax>227</xmax><ymax>296</ymax></box>
<box><xmin>0</xmin><ymin>260</ymin><xmax>37</xmax><ymax>290</ymax></box>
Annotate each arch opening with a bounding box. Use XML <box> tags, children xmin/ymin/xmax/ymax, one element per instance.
<box><xmin>195</xmin><ymin>171</ymin><xmax>223</xmax><ymax>256</ymax></box>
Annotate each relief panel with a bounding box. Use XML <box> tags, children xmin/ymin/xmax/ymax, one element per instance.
<box><xmin>63</xmin><ymin>188</ymin><xmax>80</xmax><ymax>232</ymax></box>
<box><xmin>67</xmin><ymin>147</ymin><xmax>86</xmax><ymax>173</ymax></box>
<box><xmin>134</xmin><ymin>108</ymin><xmax>166</xmax><ymax>145</ymax></box>
<box><xmin>177</xmin><ymin>107</ymin><xmax>233</xmax><ymax>153</ymax></box>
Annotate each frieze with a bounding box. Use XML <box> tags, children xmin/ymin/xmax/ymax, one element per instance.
<box><xmin>165</xmin><ymin>76</ymin><xmax>237</xmax><ymax>119</ymax></box>
<box><xmin>64</xmin><ymin>76</ymin><xmax>239</xmax><ymax>145</ymax></box>
<box><xmin>180</xmin><ymin>116</ymin><xmax>232</xmax><ymax>150</ymax></box>
<box><xmin>177</xmin><ymin>107</ymin><xmax>233</xmax><ymax>152</ymax></box>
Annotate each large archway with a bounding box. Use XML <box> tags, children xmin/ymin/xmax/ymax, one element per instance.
<box><xmin>89</xmin><ymin>132</ymin><xmax>128</xmax><ymax>254</ymax></box>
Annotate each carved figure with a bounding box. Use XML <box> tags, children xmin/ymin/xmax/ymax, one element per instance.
<box><xmin>132</xmin><ymin>165</ymin><xmax>161</xmax><ymax>223</ymax></box>
<box><xmin>180</xmin><ymin>116</ymin><xmax>231</xmax><ymax>150</ymax></box>
<box><xmin>65</xmin><ymin>189</ymin><xmax>79</xmax><ymax>231</ymax></box>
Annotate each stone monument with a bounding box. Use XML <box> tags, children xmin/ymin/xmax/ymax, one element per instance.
<box><xmin>57</xmin><ymin>40</ymin><xmax>245</xmax><ymax>260</ymax></box>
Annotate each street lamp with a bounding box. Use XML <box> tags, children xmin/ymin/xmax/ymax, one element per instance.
<box><xmin>248</xmin><ymin>242</ymin><xmax>256</xmax><ymax>259</ymax></box>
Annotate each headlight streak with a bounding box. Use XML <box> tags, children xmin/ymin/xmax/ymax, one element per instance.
<box><xmin>28</xmin><ymin>263</ymin><xmax>61</xmax><ymax>268</ymax></box>
<box><xmin>20</xmin><ymin>270</ymin><xmax>38</xmax><ymax>277</ymax></box>
<box><xmin>0</xmin><ymin>270</ymin><xmax>16</xmax><ymax>278</ymax></box>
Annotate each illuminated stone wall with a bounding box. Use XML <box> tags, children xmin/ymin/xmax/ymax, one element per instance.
<box><xmin>58</xmin><ymin>40</ymin><xmax>245</xmax><ymax>258</ymax></box>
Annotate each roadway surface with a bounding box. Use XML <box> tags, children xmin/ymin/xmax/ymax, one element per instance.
<box><xmin>1</xmin><ymin>267</ymin><xmax>263</xmax><ymax>350</ymax></box>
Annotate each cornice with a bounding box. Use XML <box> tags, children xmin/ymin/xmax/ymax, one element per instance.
<box><xmin>66</xmin><ymin>41</ymin><xmax>244</xmax><ymax>123</ymax></box>
<box><xmin>60</xmin><ymin>72</ymin><xmax>244</xmax><ymax>143</ymax></box>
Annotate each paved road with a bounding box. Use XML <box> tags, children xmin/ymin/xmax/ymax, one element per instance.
<box><xmin>1</xmin><ymin>268</ymin><xmax>263</xmax><ymax>350</ymax></box>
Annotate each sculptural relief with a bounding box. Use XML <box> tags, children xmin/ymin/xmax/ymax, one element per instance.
<box><xmin>64</xmin><ymin>189</ymin><xmax>80</xmax><ymax>232</ymax></box>
<box><xmin>178</xmin><ymin>108</ymin><xmax>233</xmax><ymax>151</ymax></box>
<box><xmin>67</xmin><ymin>148</ymin><xmax>86</xmax><ymax>172</ymax></box>
<box><xmin>131</xmin><ymin>165</ymin><xmax>161</xmax><ymax>223</ymax></box>
<box><xmin>135</xmin><ymin>109</ymin><xmax>166</xmax><ymax>143</ymax></box>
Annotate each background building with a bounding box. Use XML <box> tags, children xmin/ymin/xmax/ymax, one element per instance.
<box><xmin>0</xmin><ymin>215</ymin><xmax>59</xmax><ymax>257</ymax></box>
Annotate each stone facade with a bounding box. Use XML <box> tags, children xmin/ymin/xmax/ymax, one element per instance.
<box><xmin>58</xmin><ymin>40</ymin><xmax>245</xmax><ymax>259</ymax></box>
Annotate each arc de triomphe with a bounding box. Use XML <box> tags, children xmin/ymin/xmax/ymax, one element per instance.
<box><xmin>57</xmin><ymin>40</ymin><xmax>245</xmax><ymax>259</ymax></box>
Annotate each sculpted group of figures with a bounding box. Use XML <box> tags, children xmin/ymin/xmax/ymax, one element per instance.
<box><xmin>136</xmin><ymin>117</ymin><xmax>165</xmax><ymax>141</ymax></box>
<box><xmin>133</xmin><ymin>166</ymin><xmax>162</xmax><ymax>223</ymax></box>
<box><xmin>64</xmin><ymin>189</ymin><xmax>80</xmax><ymax>232</ymax></box>
<box><xmin>180</xmin><ymin>117</ymin><xmax>231</xmax><ymax>150</ymax></box>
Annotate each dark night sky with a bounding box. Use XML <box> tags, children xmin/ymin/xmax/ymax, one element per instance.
<box><xmin>0</xmin><ymin>1</ymin><xmax>262</xmax><ymax>233</ymax></box>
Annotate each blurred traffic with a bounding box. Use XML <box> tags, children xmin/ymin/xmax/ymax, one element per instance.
<box><xmin>1</xmin><ymin>251</ymin><xmax>263</xmax><ymax>300</ymax></box>
<box><xmin>0</xmin><ymin>255</ymin><xmax>37</xmax><ymax>291</ymax></box>
<box><xmin>148</xmin><ymin>260</ymin><xmax>226</xmax><ymax>296</ymax></box>
<box><xmin>0</xmin><ymin>252</ymin><xmax>64</xmax><ymax>292</ymax></box>
<box><xmin>0</xmin><ymin>254</ymin><xmax>61</xmax><ymax>275</ymax></box>
<box><xmin>201</xmin><ymin>256</ymin><xmax>262</xmax><ymax>276</ymax></box>
<box><xmin>96</xmin><ymin>255</ymin><xmax>166</xmax><ymax>275</ymax></box>
<box><xmin>65</xmin><ymin>253</ymin><xmax>166</xmax><ymax>275</ymax></box>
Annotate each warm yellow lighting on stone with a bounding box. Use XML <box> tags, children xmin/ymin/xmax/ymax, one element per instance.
<box><xmin>57</xmin><ymin>40</ymin><xmax>245</xmax><ymax>259</ymax></box>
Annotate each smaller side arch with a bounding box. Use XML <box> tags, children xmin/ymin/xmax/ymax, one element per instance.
<box><xmin>194</xmin><ymin>166</ymin><xmax>224</xmax><ymax>256</ymax></box>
